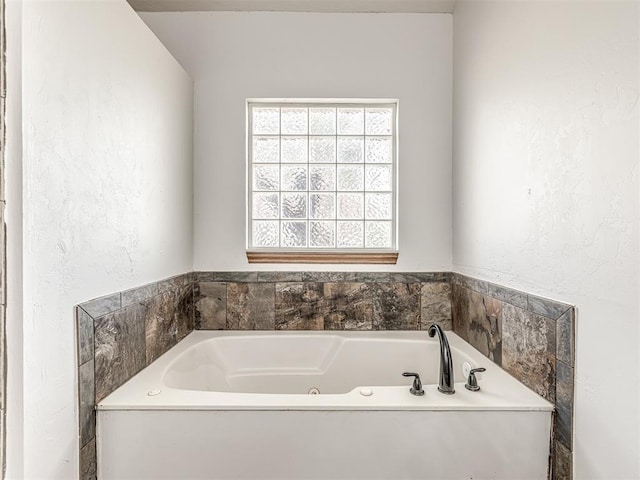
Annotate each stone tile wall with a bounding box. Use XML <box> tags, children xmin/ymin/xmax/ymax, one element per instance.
<box><xmin>451</xmin><ymin>273</ymin><xmax>575</xmax><ymax>480</ymax></box>
<box><xmin>75</xmin><ymin>273</ymin><xmax>194</xmax><ymax>480</ymax></box>
<box><xmin>194</xmin><ymin>272</ymin><xmax>452</xmax><ymax>332</ymax></box>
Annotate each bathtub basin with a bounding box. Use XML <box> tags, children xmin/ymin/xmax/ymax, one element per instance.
<box><xmin>97</xmin><ymin>330</ymin><xmax>553</xmax><ymax>479</ymax></box>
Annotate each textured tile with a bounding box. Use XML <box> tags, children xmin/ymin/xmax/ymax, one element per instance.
<box><xmin>528</xmin><ymin>294</ymin><xmax>571</xmax><ymax>320</ymax></box>
<box><xmin>76</xmin><ymin>307</ymin><xmax>94</xmax><ymax>366</ymax></box>
<box><xmin>452</xmin><ymin>273</ymin><xmax>488</xmax><ymax>295</ymax></box>
<box><xmin>78</xmin><ymin>360</ymin><xmax>95</xmax><ymax>447</ymax></box>
<box><xmin>142</xmin><ymin>292</ymin><xmax>177</xmax><ymax>364</ymax></box>
<box><xmin>502</xmin><ymin>305</ymin><xmax>556</xmax><ymax>402</ymax></box>
<box><xmin>175</xmin><ymin>282</ymin><xmax>195</xmax><ymax>340</ymax></box>
<box><xmin>451</xmin><ymin>284</ymin><xmax>470</xmax><ymax>342</ymax></box>
<box><xmin>420</xmin><ymin>282</ymin><xmax>452</xmax><ymax>330</ymax></box>
<box><xmin>80</xmin><ymin>437</ymin><xmax>97</xmax><ymax>480</ymax></box>
<box><xmin>299</xmin><ymin>272</ymin><xmax>449</xmax><ymax>283</ymax></box>
<box><xmin>300</xmin><ymin>272</ymin><xmax>353</xmax><ymax>282</ymax></box>
<box><xmin>196</xmin><ymin>271</ymin><xmax>258</xmax><ymax>282</ymax></box>
<box><xmin>469</xmin><ymin>295</ymin><xmax>503</xmax><ymax>365</ymax></box>
<box><xmin>554</xmin><ymin>440</ymin><xmax>572</xmax><ymax>480</ymax></box>
<box><xmin>227</xmin><ymin>283</ymin><xmax>275</xmax><ymax>329</ymax></box>
<box><xmin>121</xmin><ymin>282</ymin><xmax>159</xmax><ymax>308</ymax></box>
<box><xmin>157</xmin><ymin>272</ymin><xmax>192</xmax><ymax>293</ymax></box>
<box><xmin>420</xmin><ymin>271</ymin><xmax>452</xmax><ymax>283</ymax></box>
<box><xmin>257</xmin><ymin>272</ymin><xmax>303</xmax><ymax>282</ymax></box>
<box><xmin>94</xmin><ymin>304</ymin><xmax>146</xmax><ymax>403</ymax></box>
<box><xmin>80</xmin><ymin>292</ymin><xmax>121</xmax><ymax>319</ymax></box>
<box><xmin>195</xmin><ymin>282</ymin><xmax>227</xmax><ymax>330</ymax></box>
<box><xmin>452</xmin><ymin>284</ymin><xmax>502</xmax><ymax>362</ymax></box>
<box><xmin>275</xmin><ymin>283</ymin><xmax>324</xmax><ymax>330</ymax></box>
<box><xmin>370</xmin><ymin>283</ymin><xmax>420</xmax><ymax>330</ymax></box>
<box><xmin>557</xmin><ymin>308</ymin><xmax>575</xmax><ymax>366</ymax></box>
<box><xmin>487</xmin><ymin>282</ymin><xmax>527</xmax><ymax>309</ymax></box>
<box><xmin>556</xmin><ymin>360</ymin><xmax>574</xmax><ymax>450</ymax></box>
<box><xmin>383</xmin><ymin>272</ymin><xmax>448</xmax><ymax>283</ymax></box>
<box><xmin>322</xmin><ymin>283</ymin><xmax>373</xmax><ymax>330</ymax></box>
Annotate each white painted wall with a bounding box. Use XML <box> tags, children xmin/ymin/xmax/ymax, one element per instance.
<box><xmin>15</xmin><ymin>1</ymin><xmax>194</xmax><ymax>477</ymax></box>
<box><xmin>140</xmin><ymin>12</ymin><xmax>452</xmax><ymax>271</ymax></box>
<box><xmin>453</xmin><ymin>1</ymin><xmax>639</xmax><ymax>478</ymax></box>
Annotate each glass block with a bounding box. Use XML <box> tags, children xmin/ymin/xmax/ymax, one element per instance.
<box><xmin>253</xmin><ymin>136</ymin><xmax>280</xmax><ymax>163</ymax></box>
<box><xmin>282</xmin><ymin>193</ymin><xmax>307</xmax><ymax>219</ymax></box>
<box><xmin>337</xmin><ymin>165</ymin><xmax>364</xmax><ymax>191</ymax></box>
<box><xmin>282</xmin><ymin>221</ymin><xmax>307</xmax><ymax>247</ymax></box>
<box><xmin>252</xmin><ymin>192</ymin><xmax>279</xmax><ymax>219</ymax></box>
<box><xmin>365</xmin><ymin>221</ymin><xmax>392</xmax><ymax>248</ymax></box>
<box><xmin>337</xmin><ymin>108</ymin><xmax>364</xmax><ymax>135</ymax></box>
<box><xmin>365</xmin><ymin>137</ymin><xmax>392</xmax><ymax>163</ymax></box>
<box><xmin>281</xmin><ymin>136</ymin><xmax>308</xmax><ymax>163</ymax></box>
<box><xmin>253</xmin><ymin>107</ymin><xmax>279</xmax><ymax>135</ymax></box>
<box><xmin>281</xmin><ymin>165</ymin><xmax>307</xmax><ymax>191</ymax></box>
<box><xmin>309</xmin><ymin>108</ymin><xmax>336</xmax><ymax>135</ymax></box>
<box><xmin>310</xmin><ymin>193</ymin><xmax>335</xmax><ymax>219</ymax></box>
<box><xmin>253</xmin><ymin>221</ymin><xmax>279</xmax><ymax>247</ymax></box>
<box><xmin>337</xmin><ymin>221</ymin><xmax>364</xmax><ymax>248</ymax></box>
<box><xmin>365</xmin><ymin>165</ymin><xmax>392</xmax><ymax>191</ymax></box>
<box><xmin>365</xmin><ymin>108</ymin><xmax>393</xmax><ymax>135</ymax></box>
<box><xmin>310</xmin><ymin>221</ymin><xmax>336</xmax><ymax>247</ymax></box>
<box><xmin>337</xmin><ymin>193</ymin><xmax>364</xmax><ymax>219</ymax></box>
<box><xmin>310</xmin><ymin>165</ymin><xmax>336</xmax><ymax>191</ymax></box>
<box><xmin>281</xmin><ymin>108</ymin><xmax>308</xmax><ymax>135</ymax></box>
<box><xmin>365</xmin><ymin>193</ymin><xmax>392</xmax><ymax>220</ymax></box>
<box><xmin>337</xmin><ymin>137</ymin><xmax>364</xmax><ymax>163</ymax></box>
<box><xmin>253</xmin><ymin>165</ymin><xmax>279</xmax><ymax>191</ymax></box>
<box><xmin>309</xmin><ymin>137</ymin><xmax>336</xmax><ymax>163</ymax></box>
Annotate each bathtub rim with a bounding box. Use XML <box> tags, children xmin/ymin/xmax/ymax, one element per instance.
<box><xmin>97</xmin><ymin>330</ymin><xmax>554</xmax><ymax>412</ymax></box>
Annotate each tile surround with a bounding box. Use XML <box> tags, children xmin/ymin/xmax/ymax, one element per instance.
<box><xmin>275</xmin><ymin>282</ymin><xmax>325</xmax><ymax>330</ymax></box>
<box><xmin>420</xmin><ymin>282</ymin><xmax>452</xmax><ymax>330</ymax></box>
<box><xmin>94</xmin><ymin>304</ymin><xmax>146</xmax><ymax>403</ymax></box>
<box><xmin>228</xmin><ymin>282</ymin><xmax>276</xmax><ymax>330</ymax></box>
<box><xmin>75</xmin><ymin>272</ymin><xmax>193</xmax><ymax>479</ymax></box>
<box><xmin>451</xmin><ymin>273</ymin><xmax>575</xmax><ymax>480</ymax></box>
<box><xmin>76</xmin><ymin>270</ymin><xmax>574</xmax><ymax>480</ymax></box>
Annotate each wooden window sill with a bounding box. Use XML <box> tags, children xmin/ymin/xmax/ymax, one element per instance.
<box><xmin>246</xmin><ymin>251</ymin><xmax>399</xmax><ymax>264</ymax></box>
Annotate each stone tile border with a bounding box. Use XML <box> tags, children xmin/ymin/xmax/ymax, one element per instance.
<box><xmin>451</xmin><ymin>273</ymin><xmax>575</xmax><ymax>480</ymax></box>
<box><xmin>195</xmin><ymin>271</ymin><xmax>451</xmax><ymax>283</ymax></box>
<box><xmin>194</xmin><ymin>279</ymin><xmax>453</xmax><ymax>331</ymax></box>
<box><xmin>75</xmin><ymin>273</ymin><xmax>193</xmax><ymax>480</ymax></box>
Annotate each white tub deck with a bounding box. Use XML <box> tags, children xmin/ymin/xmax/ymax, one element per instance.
<box><xmin>97</xmin><ymin>331</ymin><xmax>553</xmax><ymax>480</ymax></box>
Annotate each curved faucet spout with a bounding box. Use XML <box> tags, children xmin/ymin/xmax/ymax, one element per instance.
<box><xmin>428</xmin><ymin>324</ymin><xmax>455</xmax><ymax>395</ymax></box>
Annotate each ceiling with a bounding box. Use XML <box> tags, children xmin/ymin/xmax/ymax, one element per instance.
<box><xmin>128</xmin><ymin>0</ymin><xmax>456</xmax><ymax>13</ymax></box>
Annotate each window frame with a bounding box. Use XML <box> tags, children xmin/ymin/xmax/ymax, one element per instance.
<box><xmin>246</xmin><ymin>98</ymin><xmax>399</xmax><ymax>264</ymax></box>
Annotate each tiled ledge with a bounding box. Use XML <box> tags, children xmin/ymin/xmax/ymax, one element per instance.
<box><xmin>195</xmin><ymin>271</ymin><xmax>451</xmax><ymax>283</ymax></box>
<box><xmin>453</xmin><ymin>273</ymin><xmax>572</xmax><ymax>320</ymax></box>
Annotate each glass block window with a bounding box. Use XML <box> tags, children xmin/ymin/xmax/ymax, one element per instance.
<box><xmin>248</xmin><ymin>101</ymin><xmax>397</xmax><ymax>250</ymax></box>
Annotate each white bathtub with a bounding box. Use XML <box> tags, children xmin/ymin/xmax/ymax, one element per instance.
<box><xmin>97</xmin><ymin>331</ymin><xmax>553</xmax><ymax>480</ymax></box>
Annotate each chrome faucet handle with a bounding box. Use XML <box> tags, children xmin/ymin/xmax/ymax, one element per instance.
<box><xmin>402</xmin><ymin>372</ymin><xmax>425</xmax><ymax>396</ymax></box>
<box><xmin>465</xmin><ymin>367</ymin><xmax>486</xmax><ymax>392</ymax></box>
